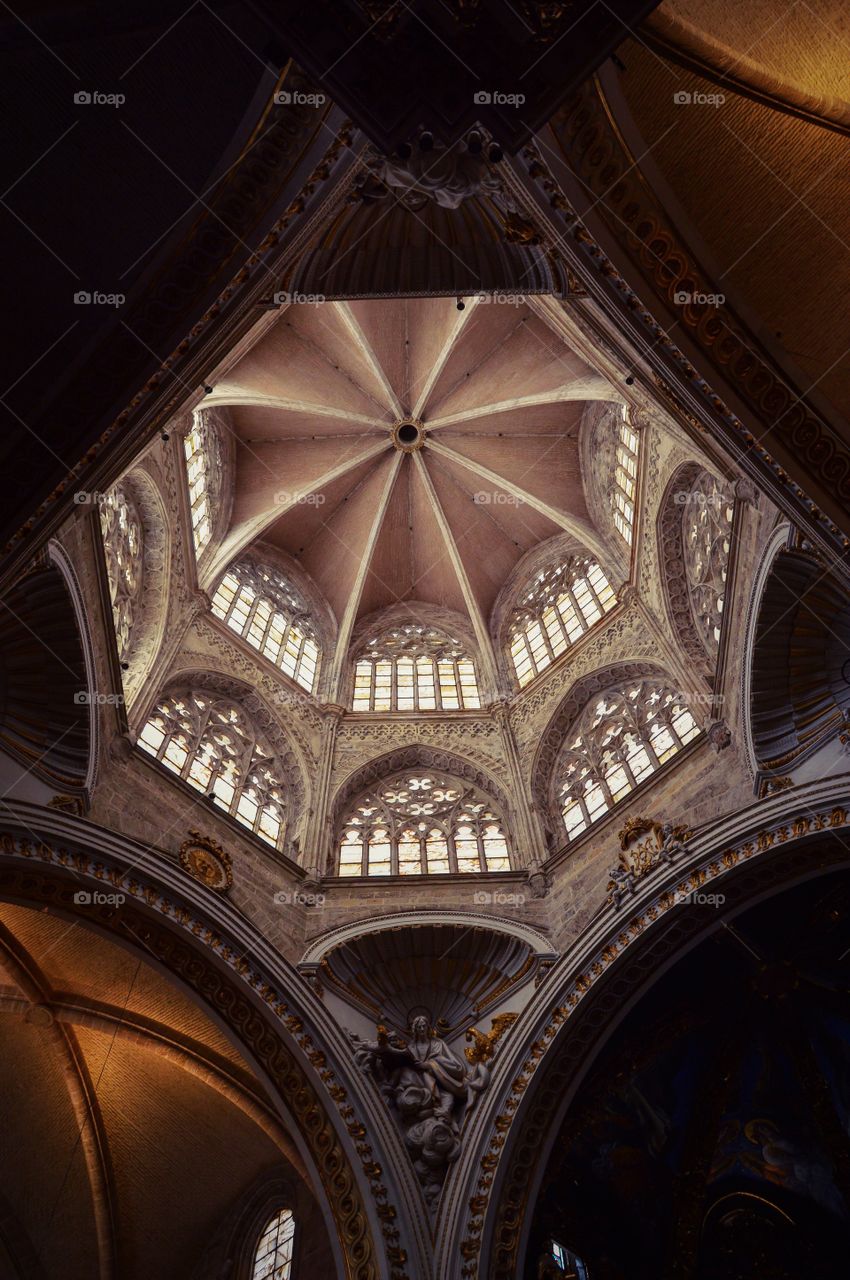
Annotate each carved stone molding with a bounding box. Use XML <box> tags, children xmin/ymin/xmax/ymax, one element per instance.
<box><xmin>0</xmin><ymin>825</ymin><xmax>398</xmax><ymax>1280</ymax></box>
<box><xmin>179</xmin><ymin>829</ymin><xmax>233</xmax><ymax>893</ymax></box>
<box><xmin>656</xmin><ymin>461</ymin><xmax>714</xmax><ymax>672</ymax></box>
<box><xmin>458</xmin><ymin>792</ymin><xmax>850</xmax><ymax>1277</ymax></box>
<box><xmin>330</xmin><ymin>745</ymin><xmax>514</xmax><ymax>832</ymax></box>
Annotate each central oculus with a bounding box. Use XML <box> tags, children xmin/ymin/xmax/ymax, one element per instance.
<box><xmin>392</xmin><ymin>420</ymin><xmax>425</xmax><ymax>451</ymax></box>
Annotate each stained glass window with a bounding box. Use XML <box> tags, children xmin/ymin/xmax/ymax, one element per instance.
<box><xmin>683</xmin><ymin>471</ymin><xmax>734</xmax><ymax>654</ymax></box>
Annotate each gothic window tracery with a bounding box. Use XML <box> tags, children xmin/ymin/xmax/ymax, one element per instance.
<box><xmin>211</xmin><ymin>560</ymin><xmax>320</xmax><ymax>693</ymax></box>
<box><xmin>138</xmin><ymin>691</ymin><xmax>288</xmax><ymax>848</ymax></box>
<box><xmin>352</xmin><ymin>623</ymin><xmax>480</xmax><ymax>711</ymax></box>
<box><xmin>682</xmin><ymin>471</ymin><xmax>734</xmax><ymax>654</ymax></box>
<box><xmin>508</xmin><ymin>555</ymin><xmax>616</xmax><ymax>687</ymax></box>
<box><xmin>99</xmin><ymin>483</ymin><xmax>143</xmax><ymax>664</ymax></box>
<box><xmin>613</xmin><ymin>417</ymin><xmax>639</xmax><ymax>545</ymax></box>
<box><xmin>556</xmin><ymin>678</ymin><xmax>700</xmax><ymax>841</ymax></box>
<box><xmin>183</xmin><ymin>413</ymin><xmax>219</xmax><ymax>555</ymax></box>
<box><xmin>252</xmin><ymin>1207</ymin><xmax>295</xmax><ymax>1280</ymax></box>
<box><xmin>337</xmin><ymin>771</ymin><xmax>510</xmax><ymax>875</ymax></box>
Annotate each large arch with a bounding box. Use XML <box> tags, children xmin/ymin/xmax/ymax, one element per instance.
<box><xmin>0</xmin><ymin>800</ymin><xmax>425</xmax><ymax>1280</ymax></box>
<box><xmin>435</xmin><ymin>775</ymin><xmax>850</xmax><ymax>1279</ymax></box>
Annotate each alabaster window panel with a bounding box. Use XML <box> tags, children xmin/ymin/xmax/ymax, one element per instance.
<box><xmin>139</xmin><ymin>691</ymin><xmax>288</xmax><ymax>848</ymax></box>
<box><xmin>352</xmin><ymin>623</ymin><xmax>480</xmax><ymax>712</ymax></box>
<box><xmin>338</xmin><ymin>772</ymin><xmax>511</xmax><ymax>876</ymax></box>
<box><xmin>508</xmin><ymin>555</ymin><xmax>617</xmax><ymax>688</ymax></box>
<box><xmin>613</xmin><ymin>418</ymin><xmax>639</xmax><ymax>545</ymax></box>
<box><xmin>556</xmin><ymin>678</ymin><xmax>700</xmax><ymax>841</ymax></box>
<box><xmin>99</xmin><ymin>483</ymin><xmax>143</xmax><ymax>665</ymax></box>
<box><xmin>683</xmin><ymin>471</ymin><xmax>734</xmax><ymax>654</ymax></box>
<box><xmin>183</xmin><ymin>412</ymin><xmax>221</xmax><ymax>555</ymax></box>
<box><xmin>252</xmin><ymin>1207</ymin><xmax>295</xmax><ymax>1280</ymax></box>
<box><xmin>212</xmin><ymin>561</ymin><xmax>320</xmax><ymax>692</ymax></box>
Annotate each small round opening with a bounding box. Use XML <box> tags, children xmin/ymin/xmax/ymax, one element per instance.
<box><xmin>397</xmin><ymin>423</ymin><xmax>419</xmax><ymax>445</ymax></box>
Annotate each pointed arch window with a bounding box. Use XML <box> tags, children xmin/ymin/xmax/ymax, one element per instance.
<box><xmin>337</xmin><ymin>772</ymin><xmax>510</xmax><ymax>876</ymax></box>
<box><xmin>99</xmin><ymin>483</ymin><xmax>143</xmax><ymax>664</ymax></box>
<box><xmin>212</xmin><ymin>561</ymin><xmax>320</xmax><ymax>693</ymax></box>
<box><xmin>683</xmin><ymin>471</ymin><xmax>734</xmax><ymax>654</ymax></box>
<box><xmin>352</xmin><ymin>623</ymin><xmax>480</xmax><ymax>711</ymax></box>
<box><xmin>138</xmin><ymin>691</ymin><xmax>288</xmax><ymax>848</ymax></box>
<box><xmin>556</xmin><ymin>679</ymin><xmax>700</xmax><ymax>841</ymax></box>
<box><xmin>508</xmin><ymin>556</ymin><xmax>616</xmax><ymax>688</ymax></box>
<box><xmin>252</xmin><ymin>1207</ymin><xmax>295</xmax><ymax>1279</ymax></box>
<box><xmin>183</xmin><ymin>413</ymin><xmax>220</xmax><ymax>555</ymax></box>
<box><xmin>613</xmin><ymin>418</ymin><xmax>639</xmax><ymax>545</ymax></box>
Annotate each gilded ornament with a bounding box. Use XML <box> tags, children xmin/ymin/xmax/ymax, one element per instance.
<box><xmin>178</xmin><ymin>829</ymin><xmax>233</xmax><ymax>892</ymax></box>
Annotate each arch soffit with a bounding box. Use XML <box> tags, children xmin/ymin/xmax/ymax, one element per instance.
<box><xmin>0</xmin><ymin>807</ymin><xmax>399</xmax><ymax>1280</ymax></box>
<box><xmin>331</xmin><ymin>744</ymin><xmax>515</xmax><ymax>830</ymax></box>
<box><xmin>450</xmin><ymin>777</ymin><xmax>850</xmax><ymax>1279</ymax></box>
<box><xmin>300</xmin><ymin>909</ymin><xmax>558</xmax><ymax>968</ymax></box>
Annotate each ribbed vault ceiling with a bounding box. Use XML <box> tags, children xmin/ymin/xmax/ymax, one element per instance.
<box><xmin>205</xmin><ymin>296</ymin><xmax>620</xmax><ymax>687</ymax></box>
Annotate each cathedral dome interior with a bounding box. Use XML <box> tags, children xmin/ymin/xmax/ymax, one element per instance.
<box><xmin>1</xmin><ymin>2</ymin><xmax>849</xmax><ymax>1277</ymax></box>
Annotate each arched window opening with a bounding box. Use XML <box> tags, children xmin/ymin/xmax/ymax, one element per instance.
<box><xmin>683</xmin><ymin>471</ymin><xmax>734</xmax><ymax>654</ymax></box>
<box><xmin>183</xmin><ymin>413</ymin><xmax>218</xmax><ymax>555</ymax></box>
<box><xmin>508</xmin><ymin>556</ymin><xmax>616</xmax><ymax>688</ymax></box>
<box><xmin>99</xmin><ymin>483</ymin><xmax>143</xmax><ymax>664</ymax></box>
<box><xmin>211</xmin><ymin>560</ymin><xmax>320</xmax><ymax>692</ymax></box>
<box><xmin>138</xmin><ymin>691</ymin><xmax>287</xmax><ymax>848</ymax></box>
<box><xmin>556</xmin><ymin>679</ymin><xmax>700</xmax><ymax>842</ymax></box>
<box><xmin>613</xmin><ymin>417</ymin><xmax>639</xmax><ymax>545</ymax></box>
<box><xmin>337</xmin><ymin>772</ymin><xmax>510</xmax><ymax>876</ymax></box>
<box><xmin>252</xmin><ymin>1207</ymin><xmax>295</xmax><ymax>1280</ymax></box>
<box><xmin>551</xmin><ymin>1240</ymin><xmax>589</xmax><ymax>1278</ymax></box>
<box><xmin>352</xmin><ymin>623</ymin><xmax>480</xmax><ymax>711</ymax></box>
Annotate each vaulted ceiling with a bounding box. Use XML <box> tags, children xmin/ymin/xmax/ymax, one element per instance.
<box><xmin>204</xmin><ymin>295</ymin><xmax>622</xmax><ymax>683</ymax></box>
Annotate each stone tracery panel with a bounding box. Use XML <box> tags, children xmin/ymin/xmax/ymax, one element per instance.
<box><xmin>138</xmin><ymin>670</ymin><xmax>308</xmax><ymax>853</ymax></box>
<box><xmin>337</xmin><ymin>769</ymin><xmax>511</xmax><ymax>876</ymax></box>
<box><xmin>657</xmin><ymin>462</ymin><xmax>734</xmax><ymax>672</ymax></box>
<box><xmin>530</xmin><ymin>660</ymin><xmax>669</xmax><ymax>851</ymax></box>
<box><xmin>139</xmin><ymin>689</ymin><xmax>292</xmax><ymax>850</ymax></box>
